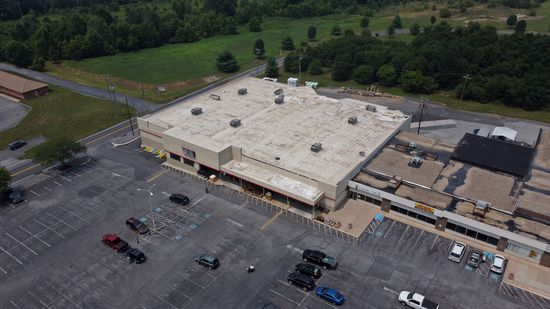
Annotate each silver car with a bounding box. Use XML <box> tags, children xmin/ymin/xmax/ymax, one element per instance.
<box><xmin>448</xmin><ymin>242</ymin><xmax>466</xmax><ymax>263</ymax></box>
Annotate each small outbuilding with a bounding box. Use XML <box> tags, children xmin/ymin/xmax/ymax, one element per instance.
<box><xmin>0</xmin><ymin>71</ymin><xmax>49</xmax><ymax>100</ymax></box>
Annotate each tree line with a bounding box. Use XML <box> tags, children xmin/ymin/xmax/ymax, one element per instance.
<box><xmin>283</xmin><ymin>22</ymin><xmax>549</xmax><ymax>110</ymax></box>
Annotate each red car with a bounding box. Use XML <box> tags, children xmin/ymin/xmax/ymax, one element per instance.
<box><xmin>102</xmin><ymin>234</ymin><xmax>129</xmax><ymax>253</ymax></box>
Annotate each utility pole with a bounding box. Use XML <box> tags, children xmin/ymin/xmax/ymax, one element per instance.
<box><xmin>417</xmin><ymin>99</ymin><xmax>425</xmax><ymax>135</ymax></box>
<box><xmin>298</xmin><ymin>57</ymin><xmax>303</xmax><ymax>86</ymax></box>
<box><xmin>459</xmin><ymin>74</ymin><xmax>471</xmax><ymax>103</ymax></box>
<box><xmin>125</xmin><ymin>96</ymin><xmax>135</xmax><ymax>136</ymax></box>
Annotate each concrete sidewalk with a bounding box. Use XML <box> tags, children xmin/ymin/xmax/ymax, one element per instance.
<box><xmin>355</xmin><ymin>200</ymin><xmax>550</xmax><ymax>299</ymax></box>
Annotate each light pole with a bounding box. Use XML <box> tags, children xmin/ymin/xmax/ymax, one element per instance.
<box><xmin>298</xmin><ymin>57</ymin><xmax>303</xmax><ymax>86</ymax></box>
<box><xmin>137</xmin><ymin>184</ymin><xmax>156</xmax><ymax>233</ymax></box>
<box><xmin>255</xmin><ymin>48</ymin><xmax>262</xmax><ymax>77</ymax></box>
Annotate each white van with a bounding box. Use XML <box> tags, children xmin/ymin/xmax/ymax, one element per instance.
<box><xmin>448</xmin><ymin>242</ymin><xmax>466</xmax><ymax>263</ymax></box>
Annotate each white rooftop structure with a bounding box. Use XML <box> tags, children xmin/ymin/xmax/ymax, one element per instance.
<box><xmin>490</xmin><ymin>127</ymin><xmax>517</xmax><ymax>142</ymax></box>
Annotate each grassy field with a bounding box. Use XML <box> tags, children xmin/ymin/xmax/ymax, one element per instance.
<box><xmin>0</xmin><ymin>86</ymin><xmax>132</xmax><ymax>150</ymax></box>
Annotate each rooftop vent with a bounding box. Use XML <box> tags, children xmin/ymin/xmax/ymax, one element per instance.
<box><xmin>210</xmin><ymin>94</ymin><xmax>221</xmax><ymax>100</ymax></box>
<box><xmin>191</xmin><ymin>107</ymin><xmax>202</xmax><ymax>115</ymax></box>
<box><xmin>238</xmin><ymin>88</ymin><xmax>247</xmax><ymax>95</ymax></box>
<box><xmin>311</xmin><ymin>143</ymin><xmax>322</xmax><ymax>153</ymax></box>
<box><xmin>348</xmin><ymin>116</ymin><xmax>358</xmax><ymax>124</ymax></box>
<box><xmin>388</xmin><ymin>176</ymin><xmax>402</xmax><ymax>189</ymax></box>
<box><xmin>408</xmin><ymin>156</ymin><xmax>422</xmax><ymax>167</ymax></box>
<box><xmin>230</xmin><ymin>119</ymin><xmax>241</xmax><ymax>127</ymax></box>
<box><xmin>359</xmin><ymin>151</ymin><xmax>365</xmax><ymax>157</ymax></box>
<box><xmin>274</xmin><ymin>88</ymin><xmax>284</xmax><ymax>95</ymax></box>
<box><xmin>475</xmin><ymin>200</ymin><xmax>491</xmax><ymax>211</ymax></box>
<box><xmin>275</xmin><ymin>94</ymin><xmax>284</xmax><ymax>104</ymax></box>
<box><xmin>366</xmin><ymin>105</ymin><xmax>377</xmax><ymax>112</ymax></box>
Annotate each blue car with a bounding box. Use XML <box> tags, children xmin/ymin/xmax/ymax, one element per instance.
<box><xmin>316</xmin><ymin>286</ymin><xmax>345</xmax><ymax>306</ymax></box>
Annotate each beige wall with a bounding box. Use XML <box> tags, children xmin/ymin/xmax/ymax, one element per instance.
<box><xmin>163</xmin><ymin>133</ymin><xmax>221</xmax><ymax>170</ymax></box>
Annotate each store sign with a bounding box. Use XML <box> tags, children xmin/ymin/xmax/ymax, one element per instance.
<box><xmin>415</xmin><ymin>203</ymin><xmax>435</xmax><ymax>214</ymax></box>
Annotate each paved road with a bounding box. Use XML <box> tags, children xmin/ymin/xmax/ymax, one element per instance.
<box><xmin>0</xmin><ymin>63</ymin><xmax>157</xmax><ymax>114</ymax></box>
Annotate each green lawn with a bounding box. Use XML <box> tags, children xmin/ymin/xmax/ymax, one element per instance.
<box><xmin>0</xmin><ymin>86</ymin><xmax>132</xmax><ymax>151</ymax></box>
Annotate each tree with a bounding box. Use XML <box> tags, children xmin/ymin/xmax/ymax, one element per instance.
<box><xmin>377</xmin><ymin>64</ymin><xmax>397</xmax><ymax>86</ymax></box>
<box><xmin>284</xmin><ymin>52</ymin><xmax>300</xmax><ymax>73</ymax></box>
<box><xmin>4</xmin><ymin>41</ymin><xmax>32</xmax><ymax>67</ymax></box>
<box><xmin>515</xmin><ymin>20</ymin><xmax>526</xmax><ymax>33</ymax></box>
<box><xmin>0</xmin><ymin>166</ymin><xmax>10</xmax><ymax>193</ymax></box>
<box><xmin>265</xmin><ymin>57</ymin><xmax>279</xmax><ymax>78</ymax></box>
<box><xmin>281</xmin><ymin>36</ymin><xmax>295</xmax><ymax>51</ymax></box>
<box><xmin>253</xmin><ymin>39</ymin><xmax>265</xmax><ymax>58</ymax></box>
<box><xmin>307</xmin><ymin>26</ymin><xmax>317</xmax><ymax>41</ymax></box>
<box><xmin>309</xmin><ymin>59</ymin><xmax>323</xmax><ymax>75</ymax></box>
<box><xmin>506</xmin><ymin>15</ymin><xmax>517</xmax><ymax>26</ymax></box>
<box><xmin>216</xmin><ymin>51</ymin><xmax>238</xmax><ymax>73</ymax></box>
<box><xmin>400</xmin><ymin>71</ymin><xmax>435</xmax><ymax>93</ymax></box>
<box><xmin>32</xmin><ymin>137</ymin><xmax>86</xmax><ymax>166</ymax></box>
<box><xmin>430</xmin><ymin>16</ymin><xmax>437</xmax><ymax>24</ymax></box>
<box><xmin>410</xmin><ymin>23</ymin><xmax>421</xmax><ymax>36</ymax></box>
<box><xmin>440</xmin><ymin>9</ymin><xmax>452</xmax><ymax>18</ymax></box>
<box><xmin>360</xmin><ymin>16</ymin><xmax>369</xmax><ymax>28</ymax></box>
<box><xmin>31</xmin><ymin>56</ymin><xmax>45</xmax><ymax>71</ymax></box>
<box><xmin>392</xmin><ymin>15</ymin><xmax>402</xmax><ymax>29</ymax></box>
<box><xmin>331</xmin><ymin>55</ymin><xmax>353</xmax><ymax>81</ymax></box>
<box><xmin>249</xmin><ymin>17</ymin><xmax>261</xmax><ymax>32</ymax></box>
<box><xmin>431</xmin><ymin>4</ymin><xmax>437</xmax><ymax>10</ymax></box>
<box><xmin>352</xmin><ymin>65</ymin><xmax>375</xmax><ymax>84</ymax></box>
<box><xmin>387</xmin><ymin>24</ymin><xmax>396</xmax><ymax>36</ymax></box>
<box><xmin>331</xmin><ymin>25</ymin><xmax>342</xmax><ymax>36</ymax></box>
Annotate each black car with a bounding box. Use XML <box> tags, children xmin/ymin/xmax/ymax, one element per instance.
<box><xmin>295</xmin><ymin>263</ymin><xmax>322</xmax><ymax>278</ymax></box>
<box><xmin>467</xmin><ymin>250</ymin><xmax>482</xmax><ymax>268</ymax></box>
<box><xmin>195</xmin><ymin>254</ymin><xmax>219</xmax><ymax>270</ymax></box>
<box><xmin>302</xmin><ymin>249</ymin><xmax>337</xmax><ymax>270</ymax></box>
<box><xmin>169</xmin><ymin>193</ymin><xmax>190</xmax><ymax>206</ymax></box>
<box><xmin>126</xmin><ymin>217</ymin><xmax>149</xmax><ymax>234</ymax></box>
<box><xmin>8</xmin><ymin>140</ymin><xmax>26</xmax><ymax>150</ymax></box>
<box><xmin>126</xmin><ymin>248</ymin><xmax>147</xmax><ymax>264</ymax></box>
<box><xmin>287</xmin><ymin>271</ymin><xmax>315</xmax><ymax>291</ymax></box>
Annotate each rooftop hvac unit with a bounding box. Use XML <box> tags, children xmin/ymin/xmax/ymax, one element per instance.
<box><xmin>238</xmin><ymin>88</ymin><xmax>247</xmax><ymax>95</ymax></box>
<box><xmin>408</xmin><ymin>156</ymin><xmax>422</xmax><ymax>167</ymax></box>
<box><xmin>348</xmin><ymin>116</ymin><xmax>358</xmax><ymax>124</ymax></box>
<box><xmin>365</xmin><ymin>105</ymin><xmax>377</xmax><ymax>112</ymax></box>
<box><xmin>359</xmin><ymin>151</ymin><xmax>365</xmax><ymax>157</ymax></box>
<box><xmin>408</xmin><ymin>141</ymin><xmax>416</xmax><ymax>148</ymax></box>
<box><xmin>287</xmin><ymin>78</ymin><xmax>298</xmax><ymax>87</ymax></box>
<box><xmin>191</xmin><ymin>107</ymin><xmax>202</xmax><ymax>115</ymax></box>
<box><xmin>230</xmin><ymin>119</ymin><xmax>241</xmax><ymax>127</ymax></box>
<box><xmin>274</xmin><ymin>95</ymin><xmax>284</xmax><ymax>104</ymax></box>
<box><xmin>209</xmin><ymin>94</ymin><xmax>221</xmax><ymax>100</ymax></box>
<box><xmin>311</xmin><ymin>143</ymin><xmax>322</xmax><ymax>153</ymax></box>
<box><xmin>475</xmin><ymin>200</ymin><xmax>491</xmax><ymax>211</ymax></box>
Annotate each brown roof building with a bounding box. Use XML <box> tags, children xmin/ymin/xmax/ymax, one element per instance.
<box><xmin>0</xmin><ymin>71</ymin><xmax>49</xmax><ymax>100</ymax></box>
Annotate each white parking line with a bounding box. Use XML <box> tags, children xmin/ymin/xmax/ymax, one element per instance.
<box><xmin>59</xmin><ymin>175</ymin><xmax>72</xmax><ymax>182</ymax></box>
<box><xmin>167</xmin><ymin>286</ymin><xmax>192</xmax><ymax>300</ymax></box>
<box><xmin>53</xmin><ymin>181</ymin><xmax>63</xmax><ymax>187</ymax></box>
<box><xmin>428</xmin><ymin>235</ymin><xmax>439</xmax><ymax>251</ymax></box>
<box><xmin>70</xmin><ymin>172</ymin><xmax>82</xmax><ymax>178</ymax></box>
<box><xmin>44</xmin><ymin>280</ymin><xmax>82</xmax><ymax>309</ymax></box>
<box><xmin>46</xmin><ymin>212</ymin><xmax>77</xmax><ymax>230</ymax></box>
<box><xmin>0</xmin><ymin>265</ymin><xmax>7</xmax><ymax>274</ymax></box>
<box><xmin>411</xmin><ymin>230</ymin><xmax>424</xmax><ymax>249</ymax></box>
<box><xmin>383</xmin><ymin>221</ymin><xmax>396</xmax><ymax>239</ymax></box>
<box><xmin>19</xmin><ymin>226</ymin><xmax>51</xmax><ymax>247</ymax></box>
<box><xmin>27</xmin><ymin>290</ymin><xmax>50</xmax><ymax>308</ymax></box>
<box><xmin>33</xmin><ymin>218</ymin><xmax>65</xmax><ymax>238</ymax></box>
<box><xmin>308</xmin><ymin>293</ymin><xmax>339</xmax><ymax>309</ymax></box>
<box><xmin>0</xmin><ymin>245</ymin><xmax>23</xmax><ymax>264</ymax></box>
<box><xmin>226</xmin><ymin>218</ymin><xmax>243</xmax><ymax>228</ymax></box>
<box><xmin>7</xmin><ymin>202</ymin><xmax>15</xmax><ymax>209</ymax></box>
<box><xmin>58</xmin><ymin>206</ymin><xmax>90</xmax><ymax>224</ymax></box>
<box><xmin>43</xmin><ymin>186</ymin><xmax>52</xmax><ymax>192</ymax></box>
<box><xmin>59</xmin><ymin>273</ymin><xmax>100</xmax><ymax>300</ymax></box>
<box><xmin>6</xmin><ymin>233</ymin><xmax>38</xmax><ymax>255</ymax></box>
<box><xmin>9</xmin><ymin>300</ymin><xmax>21</xmax><ymax>308</ymax></box>
<box><xmin>270</xmin><ymin>289</ymin><xmax>300</xmax><ymax>305</ymax></box>
<box><xmin>30</xmin><ymin>190</ymin><xmax>40</xmax><ymax>196</ymax></box>
<box><xmin>178</xmin><ymin>275</ymin><xmax>206</xmax><ymax>289</ymax></box>
<box><xmin>155</xmin><ymin>295</ymin><xmax>178</xmax><ymax>309</ymax></box>
<box><xmin>383</xmin><ymin>286</ymin><xmax>399</xmax><ymax>295</ymax></box>
<box><xmin>191</xmin><ymin>265</ymin><xmax>217</xmax><ymax>279</ymax></box>
<box><xmin>396</xmin><ymin>226</ymin><xmax>410</xmax><ymax>246</ymax></box>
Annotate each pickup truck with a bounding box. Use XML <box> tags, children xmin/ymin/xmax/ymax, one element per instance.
<box><xmin>102</xmin><ymin>234</ymin><xmax>129</xmax><ymax>253</ymax></box>
<box><xmin>398</xmin><ymin>291</ymin><xmax>439</xmax><ymax>309</ymax></box>
<box><xmin>302</xmin><ymin>249</ymin><xmax>337</xmax><ymax>270</ymax></box>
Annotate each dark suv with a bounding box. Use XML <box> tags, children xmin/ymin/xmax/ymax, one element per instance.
<box><xmin>126</xmin><ymin>217</ymin><xmax>149</xmax><ymax>234</ymax></box>
<box><xmin>302</xmin><ymin>249</ymin><xmax>337</xmax><ymax>270</ymax></box>
<box><xmin>195</xmin><ymin>254</ymin><xmax>219</xmax><ymax>270</ymax></box>
<box><xmin>126</xmin><ymin>248</ymin><xmax>147</xmax><ymax>264</ymax></box>
<box><xmin>295</xmin><ymin>263</ymin><xmax>322</xmax><ymax>278</ymax></box>
<box><xmin>8</xmin><ymin>140</ymin><xmax>26</xmax><ymax>150</ymax></box>
<box><xmin>169</xmin><ymin>193</ymin><xmax>190</xmax><ymax>206</ymax></box>
<box><xmin>287</xmin><ymin>272</ymin><xmax>315</xmax><ymax>291</ymax></box>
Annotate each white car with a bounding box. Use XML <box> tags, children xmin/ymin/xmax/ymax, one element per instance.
<box><xmin>448</xmin><ymin>241</ymin><xmax>466</xmax><ymax>263</ymax></box>
<box><xmin>491</xmin><ymin>254</ymin><xmax>506</xmax><ymax>274</ymax></box>
<box><xmin>398</xmin><ymin>291</ymin><xmax>439</xmax><ymax>309</ymax></box>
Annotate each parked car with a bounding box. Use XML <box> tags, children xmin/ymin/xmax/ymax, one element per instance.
<box><xmin>126</xmin><ymin>217</ymin><xmax>149</xmax><ymax>234</ymax></box>
<box><xmin>195</xmin><ymin>254</ymin><xmax>219</xmax><ymax>269</ymax></box>
<box><xmin>491</xmin><ymin>254</ymin><xmax>506</xmax><ymax>274</ymax></box>
<box><xmin>8</xmin><ymin>140</ymin><xmax>26</xmax><ymax>150</ymax></box>
<box><xmin>8</xmin><ymin>189</ymin><xmax>24</xmax><ymax>204</ymax></box>
<box><xmin>398</xmin><ymin>291</ymin><xmax>439</xmax><ymax>309</ymax></box>
<box><xmin>467</xmin><ymin>250</ymin><xmax>482</xmax><ymax>268</ymax></box>
<box><xmin>315</xmin><ymin>286</ymin><xmax>345</xmax><ymax>306</ymax></box>
<box><xmin>302</xmin><ymin>249</ymin><xmax>337</xmax><ymax>270</ymax></box>
<box><xmin>125</xmin><ymin>247</ymin><xmax>147</xmax><ymax>264</ymax></box>
<box><xmin>287</xmin><ymin>271</ymin><xmax>315</xmax><ymax>291</ymax></box>
<box><xmin>448</xmin><ymin>241</ymin><xmax>466</xmax><ymax>263</ymax></box>
<box><xmin>255</xmin><ymin>302</ymin><xmax>280</xmax><ymax>309</ymax></box>
<box><xmin>102</xmin><ymin>234</ymin><xmax>129</xmax><ymax>253</ymax></box>
<box><xmin>169</xmin><ymin>193</ymin><xmax>190</xmax><ymax>206</ymax></box>
<box><xmin>295</xmin><ymin>263</ymin><xmax>322</xmax><ymax>278</ymax></box>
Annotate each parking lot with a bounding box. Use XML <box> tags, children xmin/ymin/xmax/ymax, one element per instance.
<box><xmin>0</xmin><ymin>140</ymin><xmax>541</xmax><ymax>309</ymax></box>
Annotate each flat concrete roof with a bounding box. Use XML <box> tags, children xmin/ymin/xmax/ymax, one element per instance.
<box><xmin>143</xmin><ymin>78</ymin><xmax>409</xmax><ymax>185</ymax></box>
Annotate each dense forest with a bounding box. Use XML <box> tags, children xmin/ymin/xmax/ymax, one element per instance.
<box><xmin>283</xmin><ymin>23</ymin><xmax>549</xmax><ymax>110</ymax></box>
